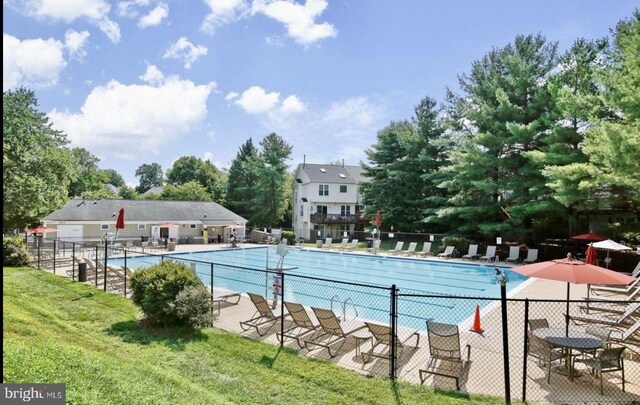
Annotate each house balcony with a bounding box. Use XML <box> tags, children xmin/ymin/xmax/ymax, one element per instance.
<box><xmin>310</xmin><ymin>213</ymin><xmax>369</xmax><ymax>224</ymax></box>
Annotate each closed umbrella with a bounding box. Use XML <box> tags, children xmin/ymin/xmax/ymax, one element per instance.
<box><xmin>592</xmin><ymin>239</ymin><xmax>631</xmax><ymax>268</ymax></box>
<box><xmin>511</xmin><ymin>253</ymin><xmax>636</xmax><ymax>335</ymax></box>
<box><xmin>114</xmin><ymin>208</ymin><xmax>125</xmax><ymax>242</ymax></box>
<box><xmin>374</xmin><ymin>211</ymin><xmax>382</xmax><ymax>240</ymax></box>
<box><xmin>585</xmin><ymin>244</ymin><xmax>598</xmax><ymax>266</ymax></box>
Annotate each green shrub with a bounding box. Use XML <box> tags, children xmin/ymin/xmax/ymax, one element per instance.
<box><xmin>440</xmin><ymin>236</ymin><xmax>473</xmax><ymax>255</ymax></box>
<box><xmin>281</xmin><ymin>231</ymin><xmax>296</xmax><ymax>245</ymax></box>
<box><xmin>173</xmin><ymin>285</ymin><xmax>213</xmax><ymax>329</ymax></box>
<box><xmin>129</xmin><ymin>261</ymin><xmax>209</xmax><ymax>328</ymax></box>
<box><xmin>3</xmin><ymin>237</ymin><xmax>29</xmax><ymax>266</ymax></box>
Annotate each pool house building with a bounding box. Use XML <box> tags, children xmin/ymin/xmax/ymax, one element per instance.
<box><xmin>292</xmin><ymin>163</ymin><xmax>369</xmax><ymax>241</ymax></box>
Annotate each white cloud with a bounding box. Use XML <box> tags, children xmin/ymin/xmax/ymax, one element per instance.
<box><xmin>163</xmin><ymin>37</ymin><xmax>208</xmax><ymax>69</ymax></box>
<box><xmin>325</xmin><ymin>97</ymin><xmax>380</xmax><ymax>126</ymax></box>
<box><xmin>3</xmin><ymin>33</ymin><xmax>67</xmax><ymax>90</ymax></box>
<box><xmin>138</xmin><ymin>3</ymin><xmax>168</xmax><ymax>28</ymax></box>
<box><xmin>265</xmin><ymin>34</ymin><xmax>284</xmax><ymax>47</ymax></box>
<box><xmin>203</xmin><ymin>151</ymin><xmax>213</xmax><ymax>161</ymax></box>
<box><xmin>117</xmin><ymin>0</ymin><xmax>150</xmax><ymax>18</ymax></box>
<box><xmin>225</xmin><ymin>91</ymin><xmax>239</xmax><ymax>101</ymax></box>
<box><xmin>235</xmin><ymin>86</ymin><xmax>280</xmax><ymax>114</ymax></box>
<box><xmin>64</xmin><ymin>29</ymin><xmax>90</xmax><ymax>60</ymax></box>
<box><xmin>139</xmin><ymin>64</ymin><xmax>164</xmax><ymax>84</ymax></box>
<box><xmin>252</xmin><ymin>0</ymin><xmax>337</xmax><ymax>45</ymax></box>
<box><xmin>200</xmin><ymin>0</ymin><xmax>248</xmax><ymax>34</ymax></box>
<box><xmin>280</xmin><ymin>94</ymin><xmax>306</xmax><ymax>113</ymax></box>
<box><xmin>48</xmin><ymin>74</ymin><xmax>217</xmax><ymax>159</ymax></box>
<box><xmin>17</xmin><ymin>0</ymin><xmax>121</xmax><ymax>43</ymax></box>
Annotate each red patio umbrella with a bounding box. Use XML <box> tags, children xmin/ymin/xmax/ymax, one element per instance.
<box><xmin>113</xmin><ymin>208</ymin><xmax>125</xmax><ymax>242</ymax></box>
<box><xmin>224</xmin><ymin>224</ymin><xmax>244</xmax><ymax>229</ymax></box>
<box><xmin>374</xmin><ymin>211</ymin><xmax>382</xmax><ymax>229</ymax></box>
<box><xmin>585</xmin><ymin>244</ymin><xmax>598</xmax><ymax>266</ymax></box>
<box><xmin>570</xmin><ymin>232</ymin><xmax>606</xmax><ymax>241</ymax></box>
<box><xmin>25</xmin><ymin>226</ymin><xmax>58</xmax><ymax>235</ymax></box>
<box><xmin>511</xmin><ymin>254</ymin><xmax>635</xmax><ymax>335</ymax></box>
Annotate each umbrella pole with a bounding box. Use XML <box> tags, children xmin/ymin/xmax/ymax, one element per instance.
<box><xmin>565</xmin><ymin>283</ymin><xmax>570</xmax><ymax>337</ymax></box>
<box><xmin>586</xmin><ymin>284</ymin><xmax>590</xmax><ymax>314</ymax></box>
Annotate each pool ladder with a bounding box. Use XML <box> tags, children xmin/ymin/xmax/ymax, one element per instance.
<box><xmin>330</xmin><ymin>295</ymin><xmax>359</xmax><ymax>321</ymax></box>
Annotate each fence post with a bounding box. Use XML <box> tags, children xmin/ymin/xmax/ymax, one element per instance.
<box><xmin>280</xmin><ymin>273</ymin><xmax>285</xmax><ymax>348</ymax></box>
<box><xmin>210</xmin><ymin>263</ymin><xmax>214</xmax><ymax>326</ymax></box>
<box><xmin>95</xmin><ymin>246</ymin><xmax>99</xmax><ymax>288</ymax></box>
<box><xmin>124</xmin><ymin>250</ymin><xmax>128</xmax><ymax>297</ymax></box>
<box><xmin>499</xmin><ymin>272</ymin><xmax>511</xmax><ymax>405</ymax></box>
<box><xmin>103</xmin><ymin>240</ymin><xmax>108</xmax><ymax>291</ymax></box>
<box><xmin>72</xmin><ymin>243</ymin><xmax>76</xmax><ymax>281</ymax></box>
<box><xmin>53</xmin><ymin>239</ymin><xmax>57</xmax><ymax>274</ymax></box>
<box><xmin>37</xmin><ymin>241</ymin><xmax>41</xmax><ymax>270</ymax></box>
<box><xmin>390</xmin><ymin>284</ymin><xmax>397</xmax><ymax>379</ymax></box>
<box><xmin>522</xmin><ymin>299</ymin><xmax>529</xmax><ymax>403</ymax></box>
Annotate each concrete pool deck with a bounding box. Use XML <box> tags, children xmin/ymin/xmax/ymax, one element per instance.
<box><xmin>34</xmin><ymin>243</ymin><xmax>640</xmax><ymax>403</ymax></box>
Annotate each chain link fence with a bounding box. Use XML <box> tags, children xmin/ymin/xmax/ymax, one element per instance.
<box><xmin>23</xmin><ymin>237</ymin><xmax>640</xmax><ymax>404</ymax></box>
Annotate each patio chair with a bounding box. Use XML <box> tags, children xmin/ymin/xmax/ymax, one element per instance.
<box><xmin>335</xmin><ymin>238</ymin><xmax>349</xmax><ymax>250</ymax></box>
<box><xmin>579</xmin><ymin>286</ymin><xmax>640</xmax><ymax>314</ymax></box>
<box><xmin>621</xmin><ymin>261</ymin><xmax>640</xmax><ymax>277</ymax></box>
<box><xmin>321</xmin><ymin>238</ymin><xmax>333</xmax><ymax>250</ymax></box>
<box><xmin>362</xmin><ymin>322</ymin><xmax>420</xmax><ymax>364</ymax></box>
<box><xmin>527</xmin><ymin>333</ymin><xmax>565</xmax><ymax>384</ymax></box>
<box><xmin>417</xmin><ymin>242</ymin><xmax>433</xmax><ymax>257</ymax></box>
<box><xmin>608</xmin><ymin>318</ymin><xmax>640</xmax><ymax>345</ymax></box>
<box><xmin>504</xmin><ymin>246</ymin><xmax>521</xmax><ymax>263</ymax></box>
<box><xmin>461</xmin><ymin>244</ymin><xmax>479</xmax><ymax>260</ymax></box>
<box><xmin>211</xmin><ymin>291</ymin><xmax>242</xmax><ymax>314</ymax></box>
<box><xmin>528</xmin><ymin>318</ymin><xmax>549</xmax><ymax>331</ymax></box>
<box><xmin>568</xmin><ymin>302</ymin><xmax>640</xmax><ymax>327</ymax></box>
<box><xmin>479</xmin><ymin>246</ymin><xmax>497</xmax><ymax>262</ymax></box>
<box><xmin>523</xmin><ymin>249</ymin><xmax>539</xmax><ymax>264</ymax></box>
<box><xmin>401</xmin><ymin>242</ymin><xmax>418</xmax><ymax>256</ymax></box>
<box><xmin>437</xmin><ymin>246</ymin><xmax>455</xmax><ymax>259</ymax></box>
<box><xmin>575</xmin><ymin>346</ymin><xmax>626</xmax><ymax>394</ymax></box>
<box><xmin>239</xmin><ymin>293</ymin><xmax>287</xmax><ymax>336</ymax></box>
<box><xmin>343</xmin><ymin>239</ymin><xmax>359</xmax><ymax>251</ymax></box>
<box><xmin>387</xmin><ymin>241</ymin><xmax>405</xmax><ymax>255</ymax></box>
<box><xmin>277</xmin><ymin>302</ymin><xmax>319</xmax><ymax>348</ymax></box>
<box><xmin>591</xmin><ymin>277</ymin><xmax>639</xmax><ymax>295</ymax></box>
<box><xmin>419</xmin><ymin>322</ymin><xmax>471</xmax><ymax>391</ymax></box>
<box><xmin>367</xmin><ymin>239</ymin><xmax>381</xmax><ymax>254</ymax></box>
<box><xmin>305</xmin><ymin>307</ymin><xmax>367</xmax><ymax>358</ymax></box>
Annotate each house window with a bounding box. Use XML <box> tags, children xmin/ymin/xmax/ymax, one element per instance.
<box><xmin>341</xmin><ymin>205</ymin><xmax>351</xmax><ymax>216</ymax></box>
<box><xmin>190</xmin><ymin>224</ymin><xmax>197</xmax><ymax>229</ymax></box>
<box><xmin>300</xmin><ymin>204</ymin><xmax>304</xmax><ymax>217</ymax></box>
<box><xmin>340</xmin><ymin>225</ymin><xmax>350</xmax><ymax>235</ymax></box>
<box><xmin>138</xmin><ymin>224</ymin><xmax>146</xmax><ymax>230</ymax></box>
<box><xmin>340</xmin><ymin>185</ymin><xmax>347</xmax><ymax>193</ymax></box>
<box><xmin>317</xmin><ymin>205</ymin><xmax>328</xmax><ymax>214</ymax></box>
<box><xmin>101</xmin><ymin>224</ymin><xmax>110</xmax><ymax>230</ymax></box>
<box><xmin>318</xmin><ymin>184</ymin><xmax>329</xmax><ymax>196</ymax></box>
<box><xmin>355</xmin><ymin>205</ymin><xmax>364</xmax><ymax>214</ymax></box>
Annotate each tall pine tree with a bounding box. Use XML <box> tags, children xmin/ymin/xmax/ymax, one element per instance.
<box><xmin>226</xmin><ymin>139</ymin><xmax>260</xmax><ymax>221</ymax></box>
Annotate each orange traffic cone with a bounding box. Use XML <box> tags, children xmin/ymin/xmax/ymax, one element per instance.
<box><xmin>470</xmin><ymin>305</ymin><xmax>484</xmax><ymax>334</ymax></box>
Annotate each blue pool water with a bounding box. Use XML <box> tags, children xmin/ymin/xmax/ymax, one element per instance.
<box><xmin>111</xmin><ymin>247</ymin><xmax>528</xmax><ymax>329</ymax></box>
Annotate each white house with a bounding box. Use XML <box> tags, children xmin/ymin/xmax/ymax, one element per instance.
<box><xmin>292</xmin><ymin>163</ymin><xmax>369</xmax><ymax>241</ymax></box>
<box><xmin>43</xmin><ymin>199</ymin><xmax>247</xmax><ymax>244</ymax></box>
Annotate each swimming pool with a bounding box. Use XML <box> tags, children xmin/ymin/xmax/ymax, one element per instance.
<box><xmin>111</xmin><ymin>247</ymin><xmax>528</xmax><ymax>329</ymax></box>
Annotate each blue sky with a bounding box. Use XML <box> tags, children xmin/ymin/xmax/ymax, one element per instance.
<box><xmin>4</xmin><ymin>1</ymin><xmax>637</xmax><ymax>186</ymax></box>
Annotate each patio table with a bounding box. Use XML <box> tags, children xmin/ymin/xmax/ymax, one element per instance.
<box><xmin>533</xmin><ymin>327</ymin><xmax>602</xmax><ymax>380</ymax></box>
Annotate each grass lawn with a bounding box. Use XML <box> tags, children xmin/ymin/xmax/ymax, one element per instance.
<box><xmin>3</xmin><ymin>267</ymin><xmax>509</xmax><ymax>404</ymax></box>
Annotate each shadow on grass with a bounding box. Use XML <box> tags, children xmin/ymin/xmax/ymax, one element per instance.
<box><xmin>433</xmin><ymin>388</ymin><xmax>471</xmax><ymax>401</ymax></box>
<box><xmin>259</xmin><ymin>346</ymin><xmax>298</xmax><ymax>368</ymax></box>
<box><xmin>106</xmin><ymin>320</ymin><xmax>208</xmax><ymax>351</ymax></box>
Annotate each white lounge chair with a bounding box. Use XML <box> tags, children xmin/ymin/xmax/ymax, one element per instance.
<box><xmin>417</xmin><ymin>242</ymin><xmax>432</xmax><ymax>257</ymax></box>
<box><xmin>335</xmin><ymin>238</ymin><xmax>349</xmax><ymax>250</ymax></box>
<box><xmin>321</xmin><ymin>238</ymin><xmax>333</xmax><ymax>250</ymax></box>
<box><xmin>343</xmin><ymin>239</ymin><xmax>359</xmax><ymax>251</ymax></box>
<box><xmin>387</xmin><ymin>241</ymin><xmax>405</xmax><ymax>255</ymax></box>
<box><xmin>401</xmin><ymin>242</ymin><xmax>418</xmax><ymax>256</ymax></box>
<box><xmin>591</xmin><ymin>277</ymin><xmax>639</xmax><ymax>295</ymax></box>
<box><xmin>367</xmin><ymin>239</ymin><xmax>381</xmax><ymax>254</ymax></box>
<box><xmin>438</xmin><ymin>246</ymin><xmax>455</xmax><ymax>259</ymax></box>
<box><xmin>504</xmin><ymin>246</ymin><xmax>521</xmax><ymax>263</ymax></box>
<box><xmin>523</xmin><ymin>248</ymin><xmax>538</xmax><ymax>264</ymax></box>
<box><xmin>479</xmin><ymin>246</ymin><xmax>496</xmax><ymax>262</ymax></box>
<box><xmin>461</xmin><ymin>244</ymin><xmax>479</xmax><ymax>260</ymax></box>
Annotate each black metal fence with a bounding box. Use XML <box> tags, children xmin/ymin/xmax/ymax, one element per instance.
<box><xmin>24</xmin><ymin>238</ymin><xmax>640</xmax><ymax>404</ymax></box>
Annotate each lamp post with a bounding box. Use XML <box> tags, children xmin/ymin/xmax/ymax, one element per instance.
<box><xmin>495</xmin><ymin>267</ymin><xmax>511</xmax><ymax>405</ymax></box>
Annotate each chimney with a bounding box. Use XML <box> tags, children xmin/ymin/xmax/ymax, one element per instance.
<box><xmin>303</xmin><ymin>154</ymin><xmax>306</xmax><ymax>168</ymax></box>
<box><xmin>342</xmin><ymin>159</ymin><xmax>344</xmax><ymax>167</ymax></box>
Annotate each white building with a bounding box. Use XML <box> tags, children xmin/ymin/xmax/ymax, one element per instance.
<box><xmin>292</xmin><ymin>163</ymin><xmax>369</xmax><ymax>241</ymax></box>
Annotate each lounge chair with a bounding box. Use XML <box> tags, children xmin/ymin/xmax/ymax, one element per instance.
<box><xmin>387</xmin><ymin>241</ymin><xmax>405</xmax><ymax>255</ymax></box>
<box><xmin>608</xmin><ymin>318</ymin><xmax>640</xmax><ymax>345</ymax></box>
<box><xmin>362</xmin><ymin>322</ymin><xmax>420</xmax><ymax>364</ymax></box>
<box><xmin>528</xmin><ymin>318</ymin><xmax>549</xmax><ymax>331</ymax></box>
<box><xmin>527</xmin><ymin>332</ymin><xmax>565</xmax><ymax>384</ymax></box>
<box><xmin>523</xmin><ymin>249</ymin><xmax>538</xmax><ymax>264</ymax></box>
<box><xmin>305</xmin><ymin>307</ymin><xmax>367</xmax><ymax>357</ymax></box>
<box><xmin>479</xmin><ymin>246</ymin><xmax>497</xmax><ymax>262</ymax></box>
<box><xmin>401</xmin><ymin>242</ymin><xmax>418</xmax><ymax>256</ymax></box>
<box><xmin>568</xmin><ymin>302</ymin><xmax>640</xmax><ymax>327</ymax></box>
<box><xmin>367</xmin><ymin>239</ymin><xmax>381</xmax><ymax>254</ymax></box>
<box><xmin>343</xmin><ymin>239</ymin><xmax>359</xmax><ymax>252</ymax></box>
<box><xmin>591</xmin><ymin>277</ymin><xmax>639</xmax><ymax>295</ymax></box>
<box><xmin>239</xmin><ymin>293</ymin><xmax>287</xmax><ymax>336</ymax></box>
<box><xmin>437</xmin><ymin>246</ymin><xmax>455</xmax><ymax>259</ymax></box>
<box><xmin>334</xmin><ymin>238</ymin><xmax>349</xmax><ymax>250</ymax></box>
<box><xmin>417</xmin><ymin>242</ymin><xmax>433</xmax><ymax>257</ymax></box>
<box><xmin>321</xmin><ymin>238</ymin><xmax>333</xmax><ymax>250</ymax></box>
<box><xmin>504</xmin><ymin>246</ymin><xmax>521</xmax><ymax>263</ymax></box>
<box><xmin>574</xmin><ymin>347</ymin><xmax>626</xmax><ymax>394</ymax></box>
<box><xmin>419</xmin><ymin>322</ymin><xmax>471</xmax><ymax>391</ymax></box>
<box><xmin>278</xmin><ymin>302</ymin><xmax>319</xmax><ymax>348</ymax></box>
<box><xmin>461</xmin><ymin>244</ymin><xmax>479</xmax><ymax>261</ymax></box>
<box><xmin>212</xmin><ymin>291</ymin><xmax>242</xmax><ymax>314</ymax></box>
<box><xmin>579</xmin><ymin>286</ymin><xmax>640</xmax><ymax>314</ymax></box>
<box><xmin>622</xmin><ymin>261</ymin><xmax>640</xmax><ymax>277</ymax></box>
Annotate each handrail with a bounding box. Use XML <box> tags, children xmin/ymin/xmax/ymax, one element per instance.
<box><xmin>330</xmin><ymin>295</ymin><xmax>341</xmax><ymax>316</ymax></box>
<box><xmin>342</xmin><ymin>297</ymin><xmax>358</xmax><ymax>321</ymax></box>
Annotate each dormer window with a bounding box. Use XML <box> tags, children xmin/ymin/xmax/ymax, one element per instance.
<box><xmin>339</xmin><ymin>173</ymin><xmax>346</xmax><ymax>178</ymax></box>
<box><xmin>319</xmin><ymin>168</ymin><xmax>326</xmax><ymax>173</ymax></box>
<box><xmin>296</xmin><ymin>178</ymin><xmax>303</xmax><ymax>183</ymax></box>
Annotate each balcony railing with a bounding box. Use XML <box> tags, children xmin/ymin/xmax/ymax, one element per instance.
<box><xmin>310</xmin><ymin>213</ymin><xmax>368</xmax><ymax>224</ymax></box>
